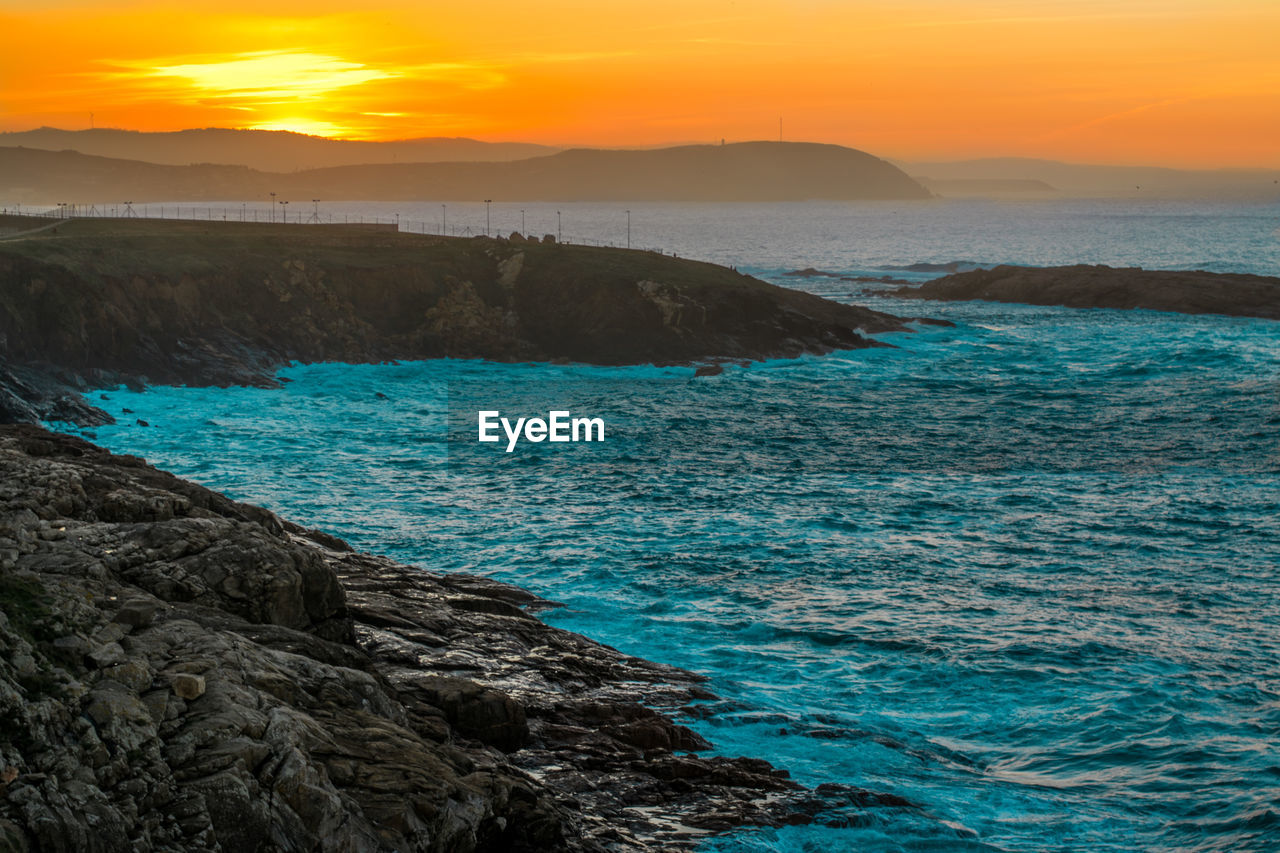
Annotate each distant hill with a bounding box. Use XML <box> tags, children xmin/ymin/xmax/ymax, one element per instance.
<box><xmin>903</xmin><ymin>157</ymin><xmax>1280</xmax><ymax>199</ymax></box>
<box><xmin>0</xmin><ymin>142</ymin><xmax>931</xmax><ymax>204</ymax></box>
<box><xmin>915</xmin><ymin>177</ymin><xmax>1058</xmax><ymax>198</ymax></box>
<box><xmin>0</xmin><ymin>127</ymin><xmax>559</xmax><ymax>172</ymax></box>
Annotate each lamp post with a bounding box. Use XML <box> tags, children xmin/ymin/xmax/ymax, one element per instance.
<box><xmin>269</xmin><ymin>192</ymin><xmax>276</xmax><ymax>223</ymax></box>
<box><xmin>311</xmin><ymin>199</ymin><xmax>320</xmax><ymax>224</ymax></box>
<box><xmin>441</xmin><ymin>204</ymin><xmax>447</xmax><ymax>235</ymax></box>
<box><xmin>626</xmin><ymin>209</ymin><xmax>631</xmax><ymax>249</ymax></box>
<box><xmin>279</xmin><ymin>200</ymin><xmax>288</xmax><ymax>222</ymax></box>
<box><xmin>484</xmin><ymin>199</ymin><xmax>492</xmax><ymax>237</ymax></box>
<box><xmin>520</xmin><ymin>208</ymin><xmax>525</xmax><ymax>236</ymax></box>
<box><xmin>557</xmin><ymin>210</ymin><xmax>561</xmax><ymax>243</ymax></box>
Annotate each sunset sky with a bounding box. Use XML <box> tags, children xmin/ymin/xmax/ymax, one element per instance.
<box><xmin>2</xmin><ymin>0</ymin><xmax>1278</xmax><ymax>167</ymax></box>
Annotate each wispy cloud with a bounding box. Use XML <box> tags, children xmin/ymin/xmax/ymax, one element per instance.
<box><xmin>127</xmin><ymin>51</ymin><xmax>396</xmax><ymax>102</ymax></box>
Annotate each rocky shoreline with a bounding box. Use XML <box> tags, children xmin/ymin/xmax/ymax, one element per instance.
<box><xmin>0</xmin><ymin>425</ymin><xmax>911</xmax><ymax>851</ymax></box>
<box><xmin>0</xmin><ymin>217</ymin><xmax>916</xmax><ymax>425</ymax></box>
<box><xmin>878</xmin><ymin>263</ymin><xmax>1280</xmax><ymax>319</ymax></box>
<box><xmin>0</xmin><ymin>217</ymin><xmax>927</xmax><ymax>848</ymax></box>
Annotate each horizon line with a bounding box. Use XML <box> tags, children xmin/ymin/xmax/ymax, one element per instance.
<box><xmin>2</xmin><ymin>125</ymin><xmax>1279</xmax><ymax>173</ymax></box>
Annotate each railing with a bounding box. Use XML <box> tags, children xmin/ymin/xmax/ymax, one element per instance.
<box><xmin>0</xmin><ymin>204</ymin><xmax>666</xmax><ymax>254</ymax></box>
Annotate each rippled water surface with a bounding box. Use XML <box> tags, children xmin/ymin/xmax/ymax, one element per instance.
<box><xmin>67</xmin><ymin>200</ymin><xmax>1280</xmax><ymax>851</ymax></box>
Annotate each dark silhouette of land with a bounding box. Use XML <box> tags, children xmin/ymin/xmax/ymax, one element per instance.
<box><xmin>5</xmin><ymin>127</ymin><xmax>1275</xmax><ymax>199</ymax></box>
<box><xmin>882</xmin><ymin>264</ymin><xmax>1280</xmax><ymax>319</ymax></box>
<box><xmin>913</xmin><ymin>178</ymin><xmax>1058</xmax><ymax>198</ymax></box>
<box><xmin>0</xmin><ymin>215</ymin><xmax>917</xmax><ymax>424</ymax></box>
<box><xmin>0</xmin><ymin>141</ymin><xmax>930</xmax><ymax>204</ymax></box>
<box><xmin>0</xmin><ymin>127</ymin><xmax>559</xmax><ymax>172</ymax></box>
<box><xmin>903</xmin><ymin>157</ymin><xmax>1280</xmax><ymax>199</ymax></box>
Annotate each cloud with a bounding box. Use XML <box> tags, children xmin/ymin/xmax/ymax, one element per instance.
<box><xmin>129</xmin><ymin>51</ymin><xmax>395</xmax><ymax>102</ymax></box>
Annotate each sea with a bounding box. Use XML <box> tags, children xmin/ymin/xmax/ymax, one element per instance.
<box><xmin>61</xmin><ymin>198</ymin><xmax>1280</xmax><ymax>852</ymax></box>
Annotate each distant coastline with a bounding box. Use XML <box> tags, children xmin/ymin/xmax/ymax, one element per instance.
<box><xmin>4</xmin><ymin>127</ymin><xmax>1278</xmax><ymax>201</ymax></box>
<box><xmin>0</xmin><ymin>140</ymin><xmax>930</xmax><ymax>205</ymax></box>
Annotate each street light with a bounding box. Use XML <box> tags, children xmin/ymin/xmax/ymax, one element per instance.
<box><xmin>557</xmin><ymin>210</ymin><xmax>561</xmax><ymax>243</ymax></box>
<box><xmin>484</xmin><ymin>199</ymin><xmax>492</xmax><ymax>237</ymax></box>
<box><xmin>311</xmin><ymin>199</ymin><xmax>320</xmax><ymax>224</ymax></box>
<box><xmin>626</xmin><ymin>209</ymin><xmax>631</xmax><ymax>249</ymax></box>
<box><xmin>441</xmin><ymin>204</ymin><xmax>447</xmax><ymax>235</ymax></box>
<box><xmin>269</xmin><ymin>192</ymin><xmax>276</xmax><ymax>222</ymax></box>
<box><xmin>520</xmin><ymin>208</ymin><xmax>525</xmax><ymax>235</ymax></box>
<box><xmin>279</xmin><ymin>200</ymin><xmax>288</xmax><ymax>223</ymax></box>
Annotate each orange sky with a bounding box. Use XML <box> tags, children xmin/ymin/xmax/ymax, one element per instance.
<box><xmin>2</xmin><ymin>0</ymin><xmax>1278</xmax><ymax>167</ymax></box>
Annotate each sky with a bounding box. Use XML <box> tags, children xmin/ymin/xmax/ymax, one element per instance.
<box><xmin>2</xmin><ymin>0</ymin><xmax>1278</xmax><ymax>168</ymax></box>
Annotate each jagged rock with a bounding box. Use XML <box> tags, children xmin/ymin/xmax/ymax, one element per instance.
<box><xmin>170</xmin><ymin>673</ymin><xmax>205</xmax><ymax>700</ymax></box>
<box><xmin>87</xmin><ymin>642</ymin><xmax>126</xmax><ymax>668</ymax></box>
<box><xmin>0</xmin><ymin>425</ymin><xmax>910</xmax><ymax>851</ymax></box>
<box><xmin>391</xmin><ymin>674</ymin><xmax>526</xmax><ymax>751</ymax></box>
<box><xmin>104</xmin><ymin>659</ymin><xmax>153</xmax><ymax>692</ymax></box>
<box><xmin>113</xmin><ymin>597</ymin><xmax>161</xmax><ymax>629</ymax></box>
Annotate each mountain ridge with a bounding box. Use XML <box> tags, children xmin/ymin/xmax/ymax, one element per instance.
<box><xmin>0</xmin><ymin>127</ymin><xmax>560</xmax><ymax>172</ymax></box>
<box><xmin>901</xmin><ymin>156</ymin><xmax>1280</xmax><ymax>199</ymax></box>
<box><xmin>0</xmin><ymin>141</ymin><xmax>931</xmax><ymax>203</ymax></box>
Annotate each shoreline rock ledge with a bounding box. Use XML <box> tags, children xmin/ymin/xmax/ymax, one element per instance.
<box><xmin>879</xmin><ymin>263</ymin><xmax>1280</xmax><ymax>319</ymax></box>
<box><xmin>0</xmin><ymin>425</ymin><xmax>905</xmax><ymax>851</ymax></box>
<box><xmin>0</xmin><ymin>217</ymin><xmax>915</xmax><ymax>426</ymax></box>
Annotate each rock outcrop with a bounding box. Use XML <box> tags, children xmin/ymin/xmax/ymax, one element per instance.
<box><xmin>0</xmin><ymin>425</ymin><xmax>904</xmax><ymax>851</ymax></box>
<box><xmin>0</xmin><ymin>217</ymin><xmax>911</xmax><ymax>425</ymax></box>
<box><xmin>880</xmin><ymin>264</ymin><xmax>1280</xmax><ymax>319</ymax></box>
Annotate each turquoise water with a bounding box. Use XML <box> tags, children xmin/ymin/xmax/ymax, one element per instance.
<box><xmin>65</xmin><ymin>200</ymin><xmax>1280</xmax><ymax>851</ymax></box>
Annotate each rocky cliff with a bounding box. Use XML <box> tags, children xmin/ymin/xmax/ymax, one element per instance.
<box><xmin>0</xmin><ymin>425</ymin><xmax>906</xmax><ymax>851</ymax></box>
<box><xmin>880</xmin><ymin>264</ymin><xmax>1280</xmax><ymax>319</ymax></box>
<box><xmin>0</xmin><ymin>217</ymin><xmax>911</xmax><ymax>425</ymax></box>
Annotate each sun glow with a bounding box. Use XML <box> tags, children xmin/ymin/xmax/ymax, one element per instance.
<box><xmin>243</xmin><ymin>117</ymin><xmax>355</xmax><ymax>137</ymax></box>
<box><xmin>1</xmin><ymin>0</ymin><xmax>1278</xmax><ymax>165</ymax></box>
<box><xmin>141</xmin><ymin>52</ymin><xmax>394</xmax><ymax>102</ymax></box>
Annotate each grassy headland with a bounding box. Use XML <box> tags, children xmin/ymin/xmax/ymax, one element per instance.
<box><xmin>0</xmin><ymin>215</ymin><xmax>913</xmax><ymax>423</ymax></box>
